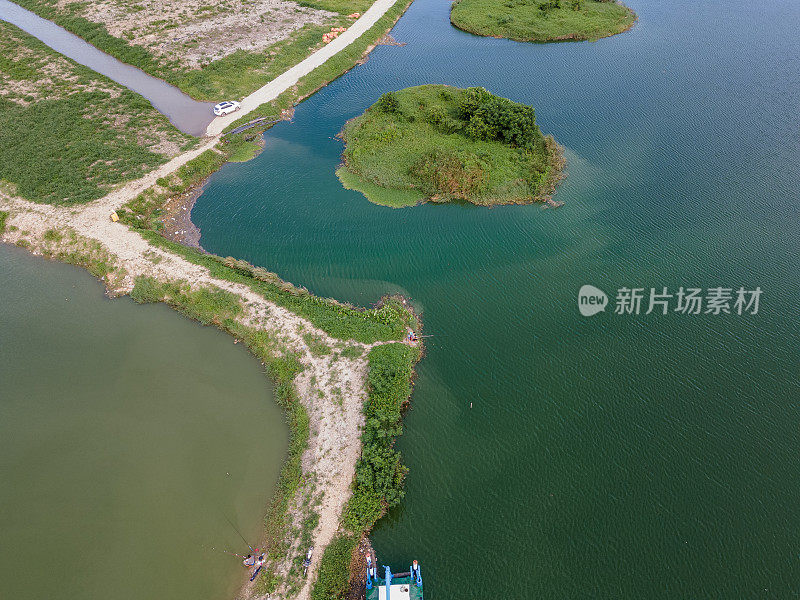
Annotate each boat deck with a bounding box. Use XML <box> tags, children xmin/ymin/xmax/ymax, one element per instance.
<box><xmin>366</xmin><ymin>574</ymin><xmax>423</xmax><ymax>600</ymax></box>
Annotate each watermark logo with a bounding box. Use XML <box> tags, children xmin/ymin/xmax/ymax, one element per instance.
<box><xmin>578</xmin><ymin>285</ymin><xmax>608</xmax><ymax>317</ymax></box>
<box><xmin>578</xmin><ymin>285</ymin><xmax>762</xmax><ymax>317</ymax></box>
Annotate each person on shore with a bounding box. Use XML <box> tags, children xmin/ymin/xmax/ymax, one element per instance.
<box><xmin>243</xmin><ymin>554</ymin><xmax>255</xmax><ymax>567</ymax></box>
<box><xmin>255</xmin><ymin>554</ymin><xmax>266</xmax><ymax>568</ymax></box>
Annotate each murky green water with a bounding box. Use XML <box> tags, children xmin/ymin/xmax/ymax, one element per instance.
<box><xmin>191</xmin><ymin>0</ymin><xmax>800</xmax><ymax>596</ymax></box>
<box><xmin>0</xmin><ymin>246</ymin><xmax>288</xmax><ymax>599</ymax></box>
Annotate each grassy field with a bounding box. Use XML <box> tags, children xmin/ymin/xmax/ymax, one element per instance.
<box><xmin>297</xmin><ymin>0</ymin><xmax>373</xmax><ymax>14</ymax></box>
<box><xmin>12</xmin><ymin>0</ymin><xmax>369</xmax><ymax>101</ymax></box>
<box><xmin>174</xmin><ymin>21</ymin><xmax>347</xmax><ymax>100</ymax></box>
<box><xmin>337</xmin><ymin>84</ymin><xmax>565</xmax><ymax>207</ymax></box>
<box><xmin>450</xmin><ymin>0</ymin><xmax>636</xmax><ymax>42</ymax></box>
<box><xmin>222</xmin><ymin>0</ymin><xmax>415</xmax><ymax>135</ymax></box>
<box><xmin>0</xmin><ymin>22</ymin><xmax>194</xmax><ymax>204</ymax></box>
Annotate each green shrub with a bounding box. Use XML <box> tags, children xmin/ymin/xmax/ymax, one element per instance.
<box><xmin>343</xmin><ymin>343</ymin><xmax>417</xmax><ymax>531</ymax></box>
<box><xmin>311</xmin><ymin>534</ymin><xmax>357</xmax><ymax>600</ymax></box>
<box><xmin>375</xmin><ymin>92</ymin><xmax>400</xmax><ymax>114</ymax></box>
<box><xmin>459</xmin><ymin>87</ymin><xmax>543</xmax><ymax>150</ymax></box>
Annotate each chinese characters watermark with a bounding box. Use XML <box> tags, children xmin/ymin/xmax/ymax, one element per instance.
<box><xmin>578</xmin><ymin>285</ymin><xmax>761</xmax><ymax>317</ymax></box>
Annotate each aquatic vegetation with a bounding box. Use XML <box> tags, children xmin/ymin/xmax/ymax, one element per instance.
<box><xmin>337</xmin><ymin>84</ymin><xmax>564</xmax><ymax>207</ymax></box>
<box><xmin>450</xmin><ymin>0</ymin><xmax>636</xmax><ymax>42</ymax></box>
<box><xmin>227</xmin><ymin>140</ymin><xmax>263</xmax><ymax>163</ymax></box>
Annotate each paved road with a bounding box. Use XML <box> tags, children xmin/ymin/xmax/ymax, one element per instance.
<box><xmin>205</xmin><ymin>0</ymin><xmax>400</xmax><ymax>136</ymax></box>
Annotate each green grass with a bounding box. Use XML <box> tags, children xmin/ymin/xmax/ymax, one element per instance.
<box><xmin>450</xmin><ymin>0</ymin><xmax>636</xmax><ymax>42</ymax></box>
<box><xmin>338</xmin><ymin>84</ymin><xmax>565</xmax><ymax>207</ymax></box>
<box><xmin>297</xmin><ymin>0</ymin><xmax>373</xmax><ymax>14</ymax></box>
<box><xmin>174</xmin><ymin>22</ymin><xmax>343</xmax><ymax>100</ymax></box>
<box><xmin>311</xmin><ymin>533</ymin><xmax>359</xmax><ymax>600</ymax></box>
<box><xmin>227</xmin><ymin>140</ymin><xmax>263</xmax><ymax>163</ymax></box>
<box><xmin>130</xmin><ymin>277</ymin><xmax>242</xmax><ymax>324</ymax></box>
<box><xmin>223</xmin><ymin>0</ymin><xmax>416</xmax><ymax>133</ymax></box>
<box><xmin>0</xmin><ymin>22</ymin><xmax>194</xmax><ymax>204</ymax></box>
<box><xmin>10</xmin><ymin>0</ymin><xmax>351</xmax><ymax>101</ymax></box>
<box><xmin>0</xmin><ymin>211</ymin><xmax>8</xmax><ymax>235</ymax></box>
<box><xmin>313</xmin><ymin>343</ymin><xmax>418</xmax><ymax>600</ymax></box>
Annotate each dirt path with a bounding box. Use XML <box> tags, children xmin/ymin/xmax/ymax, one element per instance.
<box><xmin>206</xmin><ymin>0</ymin><xmax>400</xmax><ymax>136</ymax></box>
<box><xmin>1</xmin><ymin>185</ymin><xmax>393</xmax><ymax>599</ymax></box>
<box><xmin>0</xmin><ymin>3</ymin><xmax>411</xmax><ymax>593</ymax></box>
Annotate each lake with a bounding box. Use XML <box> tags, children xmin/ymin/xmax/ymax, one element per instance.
<box><xmin>191</xmin><ymin>0</ymin><xmax>800</xmax><ymax>596</ymax></box>
<box><xmin>0</xmin><ymin>245</ymin><xmax>288</xmax><ymax>600</ymax></box>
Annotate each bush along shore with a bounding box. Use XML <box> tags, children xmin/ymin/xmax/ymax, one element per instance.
<box><xmin>1</xmin><ymin>0</ymin><xmax>424</xmax><ymax>595</ymax></box>
<box><xmin>115</xmin><ymin>152</ymin><xmax>424</xmax><ymax>595</ymax></box>
<box><xmin>1</xmin><ymin>142</ymin><xmax>421</xmax><ymax>600</ymax></box>
<box><xmin>338</xmin><ymin>84</ymin><xmax>565</xmax><ymax>207</ymax></box>
<box><xmin>221</xmin><ymin>0</ymin><xmax>416</xmax><ymax>136</ymax></box>
<box><xmin>450</xmin><ymin>0</ymin><xmax>636</xmax><ymax>43</ymax></box>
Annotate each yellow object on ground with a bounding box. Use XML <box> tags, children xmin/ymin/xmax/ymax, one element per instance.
<box><xmin>110</xmin><ymin>211</ymin><xmax>119</xmax><ymax>222</ymax></box>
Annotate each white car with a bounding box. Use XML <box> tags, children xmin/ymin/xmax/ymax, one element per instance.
<box><xmin>213</xmin><ymin>101</ymin><xmax>241</xmax><ymax>116</ymax></box>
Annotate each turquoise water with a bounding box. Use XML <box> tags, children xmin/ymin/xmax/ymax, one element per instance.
<box><xmin>0</xmin><ymin>246</ymin><xmax>288</xmax><ymax>599</ymax></box>
<box><xmin>193</xmin><ymin>0</ymin><xmax>800</xmax><ymax>596</ymax></box>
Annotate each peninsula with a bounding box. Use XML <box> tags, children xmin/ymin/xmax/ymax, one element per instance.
<box><xmin>337</xmin><ymin>85</ymin><xmax>565</xmax><ymax>207</ymax></box>
<box><xmin>450</xmin><ymin>0</ymin><xmax>636</xmax><ymax>43</ymax></box>
<box><xmin>0</xmin><ymin>0</ymin><xmax>418</xmax><ymax>598</ymax></box>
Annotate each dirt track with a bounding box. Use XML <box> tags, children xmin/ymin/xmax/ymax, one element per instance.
<box><xmin>206</xmin><ymin>0</ymin><xmax>400</xmax><ymax>135</ymax></box>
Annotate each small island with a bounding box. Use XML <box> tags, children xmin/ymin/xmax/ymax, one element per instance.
<box><xmin>450</xmin><ymin>0</ymin><xmax>636</xmax><ymax>43</ymax></box>
<box><xmin>337</xmin><ymin>85</ymin><xmax>565</xmax><ymax>207</ymax></box>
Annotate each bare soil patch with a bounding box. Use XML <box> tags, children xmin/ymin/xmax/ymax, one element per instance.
<box><xmin>58</xmin><ymin>0</ymin><xmax>336</xmax><ymax>68</ymax></box>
